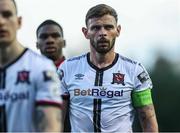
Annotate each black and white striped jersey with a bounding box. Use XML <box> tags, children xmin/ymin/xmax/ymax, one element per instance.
<box><xmin>58</xmin><ymin>52</ymin><xmax>152</xmax><ymax>132</ymax></box>
<box><xmin>0</xmin><ymin>48</ymin><xmax>62</xmax><ymax>132</ymax></box>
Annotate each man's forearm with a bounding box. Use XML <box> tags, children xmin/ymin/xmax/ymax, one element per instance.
<box><xmin>137</xmin><ymin>104</ymin><xmax>158</xmax><ymax>132</ymax></box>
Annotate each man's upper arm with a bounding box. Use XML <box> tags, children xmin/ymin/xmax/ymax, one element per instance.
<box><xmin>34</xmin><ymin>59</ymin><xmax>63</xmax><ymax>131</ymax></box>
<box><xmin>133</xmin><ymin>63</ymin><xmax>158</xmax><ymax>132</ymax></box>
<box><xmin>34</xmin><ymin>105</ymin><xmax>62</xmax><ymax>132</ymax></box>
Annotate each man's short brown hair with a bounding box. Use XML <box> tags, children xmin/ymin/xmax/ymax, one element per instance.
<box><xmin>85</xmin><ymin>4</ymin><xmax>118</xmax><ymax>26</ymax></box>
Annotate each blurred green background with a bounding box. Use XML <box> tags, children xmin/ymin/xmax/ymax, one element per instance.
<box><xmin>133</xmin><ymin>55</ymin><xmax>180</xmax><ymax>132</ymax></box>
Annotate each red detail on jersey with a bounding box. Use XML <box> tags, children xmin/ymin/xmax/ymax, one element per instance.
<box><xmin>55</xmin><ymin>56</ymin><xmax>65</xmax><ymax>68</ymax></box>
<box><xmin>36</xmin><ymin>100</ymin><xmax>62</xmax><ymax>109</ymax></box>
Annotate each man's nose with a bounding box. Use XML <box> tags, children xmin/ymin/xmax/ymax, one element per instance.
<box><xmin>46</xmin><ymin>36</ymin><xmax>55</xmax><ymax>44</ymax></box>
<box><xmin>99</xmin><ymin>27</ymin><xmax>107</xmax><ymax>37</ymax></box>
<box><xmin>0</xmin><ymin>15</ymin><xmax>6</xmax><ymax>26</ymax></box>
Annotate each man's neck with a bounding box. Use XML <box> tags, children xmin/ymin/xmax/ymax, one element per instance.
<box><xmin>54</xmin><ymin>55</ymin><xmax>65</xmax><ymax>68</ymax></box>
<box><xmin>0</xmin><ymin>41</ymin><xmax>25</xmax><ymax>68</ymax></box>
<box><xmin>90</xmin><ymin>51</ymin><xmax>116</xmax><ymax>69</ymax></box>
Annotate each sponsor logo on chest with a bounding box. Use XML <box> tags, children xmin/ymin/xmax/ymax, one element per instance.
<box><xmin>74</xmin><ymin>87</ymin><xmax>123</xmax><ymax>98</ymax></box>
<box><xmin>0</xmin><ymin>90</ymin><xmax>29</xmax><ymax>105</ymax></box>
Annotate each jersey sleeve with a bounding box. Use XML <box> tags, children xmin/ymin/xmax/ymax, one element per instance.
<box><xmin>35</xmin><ymin>60</ymin><xmax>62</xmax><ymax>108</ymax></box>
<box><xmin>57</xmin><ymin>61</ymin><xmax>70</xmax><ymax>100</ymax></box>
<box><xmin>133</xmin><ymin>63</ymin><xmax>153</xmax><ymax>92</ymax></box>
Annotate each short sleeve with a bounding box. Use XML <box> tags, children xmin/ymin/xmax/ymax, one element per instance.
<box><xmin>35</xmin><ymin>61</ymin><xmax>62</xmax><ymax>107</ymax></box>
<box><xmin>57</xmin><ymin>62</ymin><xmax>70</xmax><ymax>100</ymax></box>
<box><xmin>134</xmin><ymin>63</ymin><xmax>153</xmax><ymax>92</ymax></box>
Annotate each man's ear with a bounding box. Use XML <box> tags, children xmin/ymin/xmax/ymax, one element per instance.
<box><xmin>63</xmin><ymin>40</ymin><xmax>66</xmax><ymax>47</ymax></box>
<box><xmin>36</xmin><ymin>42</ymin><xmax>39</xmax><ymax>49</ymax></box>
<box><xmin>17</xmin><ymin>16</ymin><xmax>22</xmax><ymax>29</ymax></box>
<box><xmin>116</xmin><ymin>25</ymin><xmax>121</xmax><ymax>37</ymax></box>
<box><xmin>82</xmin><ymin>27</ymin><xmax>89</xmax><ymax>39</ymax></box>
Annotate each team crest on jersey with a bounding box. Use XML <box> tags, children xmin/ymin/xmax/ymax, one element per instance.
<box><xmin>16</xmin><ymin>70</ymin><xmax>30</xmax><ymax>85</ymax></box>
<box><xmin>111</xmin><ymin>73</ymin><xmax>125</xmax><ymax>86</ymax></box>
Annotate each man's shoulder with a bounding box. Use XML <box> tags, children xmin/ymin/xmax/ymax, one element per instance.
<box><xmin>118</xmin><ymin>54</ymin><xmax>148</xmax><ymax>74</ymax></box>
<box><xmin>118</xmin><ymin>54</ymin><xmax>138</xmax><ymax>65</ymax></box>
<box><xmin>59</xmin><ymin>53</ymin><xmax>87</xmax><ymax>71</ymax></box>
<box><xmin>66</xmin><ymin>53</ymin><xmax>87</xmax><ymax>62</ymax></box>
<box><xmin>26</xmin><ymin>49</ymin><xmax>51</xmax><ymax>61</ymax></box>
<box><xmin>25</xmin><ymin>48</ymin><xmax>55</xmax><ymax>68</ymax></box>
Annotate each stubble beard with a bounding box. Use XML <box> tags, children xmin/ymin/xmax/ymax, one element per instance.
<box><xmin>90</xmin><ymin>38</ymin><xmax>116</xmax><ymax>54</ymax></box>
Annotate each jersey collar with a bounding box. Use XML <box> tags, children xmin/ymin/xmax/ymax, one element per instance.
<box><xmin>55</xmin><ymin>56</ymin><xmax>65</xmax><ymax>68</ymax></box>
<box><xmin>87</xmin><ymin>52</ymin><xmax>119</xmax><ymax>71</ymax></box>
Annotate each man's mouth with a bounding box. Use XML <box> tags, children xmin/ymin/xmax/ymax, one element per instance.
<box><xmin>98</xmin><ymin>41</ymin><xmax>109</xmax><ymax>46</ymax></box>
<box><xmin>0</xmin><ymin>30</ymin><xmax>8</xmax><ymax>37</ymax></box>
<box><xmin>45</xmin><ymin>47</ymin><xmax>57</xmax><ymax>52</ymax></box>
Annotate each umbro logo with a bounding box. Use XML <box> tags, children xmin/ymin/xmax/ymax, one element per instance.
<box><xmin>74</xmin><ymin>74</ymin><xmax>84</xmax><ymax>80</ymax></box>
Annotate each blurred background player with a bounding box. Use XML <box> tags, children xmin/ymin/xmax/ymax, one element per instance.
<box><xmin>58</xmin><ymin>4</ymin><xmax>158</xmax><ymax>132</ymax></box>
<box><xmin>0</xmin><ymin>0</ymin><xmax>63</xmax><ymax>132</ymax></box>
<box><xmin>36</xmin><ymin>19</ymin><xmax>71</xmax><ymax>132</ymax></box>
<box><xmin>36</xmin><ymin>19</ymin><xmax>66</xmax><ymax>68</ymax></box>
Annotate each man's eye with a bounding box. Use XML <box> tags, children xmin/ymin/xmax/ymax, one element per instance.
<box><xmin>2</xmin><ymin>11</ymin><xmax>13</xmax><ymax>18</ymax></box>
<box><xmin>39</xmin><ymin>34</ymin><xmax>48</xmax><ymax>39</ymax></box>
<box><xmin>91</xmin><ymin>26</ymin><xmax>100</xmax><ymax>31</ymax></box>
<box><xmin>51</xmin><ymin>33</ymin><xmax>61</xmax><ymax>38</ymax></box>
<box><xmin>105</xmin><ymin>25</ymin><xmax>114</xmax><ymax>30</ymax></box>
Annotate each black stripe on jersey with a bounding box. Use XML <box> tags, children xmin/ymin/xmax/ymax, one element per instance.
<box><xmin>93</xmin><ymin>99</ymin><xmax>102</xmax><ymax>132</ymax></box>
<box><xmin>0</xmin><ymin>105</ymin><xmax>7</xmax><ymax>132</ymax></box>
<box><xmin>0</xmin><ymin>70</ymin><xmax>6</xmax><ymax>89</ymax></box>
<box><xmin>94</xmin><ymin>72</ymin><xmax>98</xmax><ymax>86</ymax></box>
<box><xmin>87</xmin><ymin>53</ymin><xmax>119</xmax><ymax>132</ymax></box>
<box><xmin>0</xmin><ymin>48</ymin><xmax>28</xmax><ymax>132</ymax></box>
<box><xmin>99</xmin><ymin>72</ymin><xmax>103</xmax><ymax>86</ymax></box>
<box><xmin>0</xmin><ymin>71</ymin><xmax>7</xmax><ymax>131</ymax></box>
<box><xmin>94</xmin><ymin>71</ymin><xmax>103</xmax><ymax>86</ymax></box>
